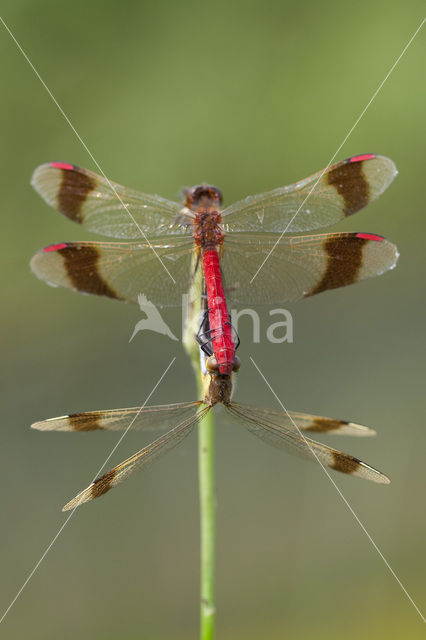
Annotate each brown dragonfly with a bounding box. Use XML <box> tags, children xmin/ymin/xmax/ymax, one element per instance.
<box><xmin>30</xmin><ymin>154</ymin><xmax>398</xmax><ymax>313</ymax></box>
<box><xmin>32</xmin><ymin>359</ymin><xmax>390</xmax><ymax>511</ymax></box>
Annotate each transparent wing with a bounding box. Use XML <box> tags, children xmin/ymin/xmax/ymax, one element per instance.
<box><xmin>30</xmin><ymin>233</ymin><xmax>398</xmax><ymax>308</ymax></box>
<box><xmin>30</xmin><ymin>237</ymin><xmax>197</xmax><ymax>306</ymax></box>
<box><xmin>62</xmin><ymin>406</ymin><xmax>210</xmax><ymax>510</ymax></box>
<box><xmin>222</xmin><ymin>232</ymin><xmax>399</xmax><ymax>305</ymax></box>
<box><xmin>230</xmin><ymin>403</ymin><xmax>376</xmax><ymax>436</ymax></box>
<box><xmin>31</xmin><ymin>162</ymin><xmax>192</xmax><ymax>238</ymax></box>
<box><xmin>227</xmin><ymin>404</ymin><xmax>389</xmax><ymax>483</ymax></box>
<box><xmin>222</xmin><ymin>155</ymin><xmax>397</xmax><ymax>232</ymax></box>
<box><xmin>32</xmin><ymin>401</ymin><xmax>203</xmax><ymax>432</ymax></box>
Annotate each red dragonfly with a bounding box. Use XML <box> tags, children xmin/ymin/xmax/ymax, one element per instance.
<box><xmin>30</xmin><ymin>154</ymin><xmax>398</xmax><ymax>370</ymax></box>
<box><xmin>32</xmin><ymin>360</ymin><xmax>389</xmax><ymax>511</ymax></box>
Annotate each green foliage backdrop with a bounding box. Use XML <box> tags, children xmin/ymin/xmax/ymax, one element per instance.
<box><xmin>0</xmin><ymin>1</ymin><xmax>425</xmax><ymax>638</ymax></box>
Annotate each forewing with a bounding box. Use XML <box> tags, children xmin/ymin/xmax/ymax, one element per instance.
<box><xmin>31</xmin><ymin>162</ymin><xmax>191</xmax><ymax>238</ymax></box>
<box><xmin>227</xmin><ymin>404</ymin><xmax>389</xmax><ymax>483</ymax></box>
<box><xmin>30</xmin><ymin>237</ymin><xmax>196</xmax><ymax>306</ymax></box>
<box><xmin>222</xmin><ymin>232</ymin><xmax>399</xmax><ymax>304</ymax></box>
<box><xmin>32</xmin><ymin>401</ymin><xmax>203</xmax><ymax>432</ymax></box>
<box><xmin>62</xmin><ymin>406</ymin><xmax>210</xmax><ymax>510</ymax></box>
<box><xmin>230</xmin><ymin>403</ymin><xmax>376</xmax><ymax>436</ymax></box>
<box><xmin>222</xmin><ymin>155</ymin><xmax>397</xmax><ymax>232</ymax></box>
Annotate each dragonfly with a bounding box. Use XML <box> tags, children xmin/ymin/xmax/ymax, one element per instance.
<box><xmin>32</xmin><ymin>353</ymin><xmax>389</xmax><ymax>511</ymax></box>
<box><xmin>30</xmin><ymin>154</ymin><xmax>398</xmax><ymax>373</ymax></box>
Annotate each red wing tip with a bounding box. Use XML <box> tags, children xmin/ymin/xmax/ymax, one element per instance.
<box><xmin>42</xmin><ymin>242</ymin><xmax>68</xmax><ymax>252</ymax></box>
<box><xmin>349</xmin><ymin>154</ymin><xmax>376</xmax><ymax>163</ymax></box>
<box><xmin>356</xmin><ymin>233</ymin><xmax>384</xmax><ymax>242</ymax></box>
<box><xmin>50</xmin><ymin>162</ymin><xmax>75</xmax><ymax>171</ymax></box>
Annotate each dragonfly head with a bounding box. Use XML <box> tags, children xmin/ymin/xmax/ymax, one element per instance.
<box><xmin>184</xmin><ymin>184</ymin><xmax>223</xmax><ymax>210</ymax></box>
<box><xmin>206</xmin><ymin>355</ymin><xmax>241</xmax><ymax>375</ymax></box>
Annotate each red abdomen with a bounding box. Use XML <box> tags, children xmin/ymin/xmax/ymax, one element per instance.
<box><xmin>202</xmin><ymin>249</ymin><xmax>235</xmax><ymax>375</ymax></box>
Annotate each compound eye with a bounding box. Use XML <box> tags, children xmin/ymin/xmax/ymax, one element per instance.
<box><xmin>206</xmin><ymin>356</ymin><xmax>219</xmax><ymax>373</ymax></box>
<box><xmin>232</xmin><ymin>356</ymin><xmax>241</xmax><ymax>372</ymax></box>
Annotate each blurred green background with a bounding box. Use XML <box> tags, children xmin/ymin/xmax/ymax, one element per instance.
<box><xmin>1</xmin><ymin>1</ymin><xmax>425</xmax><ymax>638</ymax></box>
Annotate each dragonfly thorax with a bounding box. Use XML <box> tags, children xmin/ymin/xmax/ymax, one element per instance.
<box><xmin>188</xmin><ymin>185</ymin><xmax>224</xmax><ymax>250</ymax></box>
<box><xmin>204</xmin><ymin>373</ymin><xmax>233</xmax><ymax>407</ymax></box>
<box><xmin>193</xmin><ymin>211</ymin><xmax>224</xmax><ymax>250</ymax></box>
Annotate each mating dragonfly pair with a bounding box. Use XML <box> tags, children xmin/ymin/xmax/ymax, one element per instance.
<box><xmin>31</xmin><ymin>154</ymin><xmax>398</xmax><ymax>509</ymax></box>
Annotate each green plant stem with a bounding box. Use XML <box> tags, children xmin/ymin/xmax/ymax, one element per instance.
<box><xmin>182</xmin><ymin>257</ymin><xmax>215</xmax><ymax>639</ymax></box>
<box><xmin>197</xmin><ymin>374</ymin><xmax>215</xmax><ymax>640</ymax></box>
